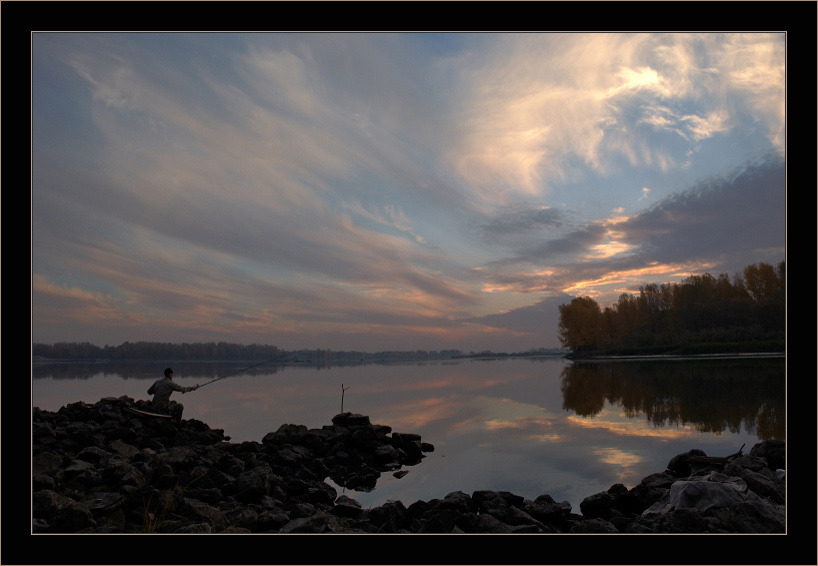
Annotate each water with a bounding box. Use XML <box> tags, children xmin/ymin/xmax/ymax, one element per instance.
<box><xmin>32</xmin><ymin>356</ymin><xmax>785</xmax><ymax>513</ymax></box>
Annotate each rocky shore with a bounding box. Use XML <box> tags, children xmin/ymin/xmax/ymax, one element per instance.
<box><xmin>32</xmin><ymin>396</ymin><xmax>785</xmax><ymax>534</ymax></box>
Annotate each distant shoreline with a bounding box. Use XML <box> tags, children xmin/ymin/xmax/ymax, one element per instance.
<box><xmin>33</xmin><ymin>350</ymin><xmax>785</xmax><ymax>365</ymax></box>
<box><xmin>566</xmin><ymin>351</ymin><xmax>785</xmax><ymax>362</ymax></box>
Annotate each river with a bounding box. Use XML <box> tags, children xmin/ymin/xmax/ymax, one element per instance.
<box><xmin>31</xmin><ymin>356</ymin><xmax>785</xmax><ymax>513</ymax></box>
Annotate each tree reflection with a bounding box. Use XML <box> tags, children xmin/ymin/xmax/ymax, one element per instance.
<box><xmin>31</xmin><ymin>360</ymin><xmax>288</xmax><ymax>380</ymax></box>
<box><xmin>560</xmin><ymin>359</ymin><xmax>785</xmax><ymax>440</ymax></box>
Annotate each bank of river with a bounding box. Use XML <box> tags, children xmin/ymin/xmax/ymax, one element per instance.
<box><xmin>567</xmin><ymin>351</ymin><xmax>785</xmax><ymax>362</ymax></box>
<box><xmin>33</xmin><ymin>396</ymin><xmax>785</xmax><ymax>535</ymax></box>
<box><xmin>32</xmin><ymin>356</ymin><xmax>785</xmax><ymax>514</ymax></box>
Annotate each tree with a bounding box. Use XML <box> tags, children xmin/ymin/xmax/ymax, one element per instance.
<box><xmin>558</xmin><ymin>296</ymin><xmax>603</xmax><ymax>352</ymax></box>
<box><xmin>743</xmin><ymin>262</ymin><xmax>780</xmax><ymax>303</ymax></box>
<box><xmin>556</xmin><ymin>260</ymin><xmax>785</xmax><ymax>354</ymax></box>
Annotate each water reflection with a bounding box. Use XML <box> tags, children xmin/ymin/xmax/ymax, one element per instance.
<box><xmin>32</xmin><ymin>360</ymin><xmax>291</xmax><ymax>380</ymax></box>
<box><xmin>560</xmin><ymin>359</ymin><xmax>785</xmax><ymax>440</ymax></box>
<box><xmin>32</xmin><ymin>357</ymin><xmax>785</xmax><ymax>511</ymax></box>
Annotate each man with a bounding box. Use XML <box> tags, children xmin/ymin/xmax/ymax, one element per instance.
<box><xmin>147</xmin><ymin>368</ymin><xmax>199</xmax><ymax>421</ymax></box>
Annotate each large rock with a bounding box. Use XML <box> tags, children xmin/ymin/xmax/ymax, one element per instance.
<box><xmin>638</xmin><ymin>471</ymin><xmax>785</xmax><ymax>533</ymax></box>
<box><xmin>32</xmin><ymin>396</ymin><xmax>784</xmax><ymax>534</ymax></box>
<box><xmin>749</xmin><ymin>439</ymin><xmax>785</xmax><ymax>471</ymax></box>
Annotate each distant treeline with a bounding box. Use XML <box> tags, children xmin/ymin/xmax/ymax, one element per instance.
<box><xmin>558</xmin><ymin>261</ymin><xmax>785</xmax><ymax>356</ymax></box>
<box><xmin>31</xmin><ymin>341</ymin><xmax>465</xmax><ymax>363</ymax></box>
<box><xmin>32</xmin><ymin>341</ymin><xmax>287</xmax><ymax>362</ymax></box>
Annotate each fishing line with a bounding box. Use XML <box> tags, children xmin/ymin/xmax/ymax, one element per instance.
<box><xmin>196</xmin><ymin>349</ymin><xmax>308</xmax><ymax>389</ymax></box>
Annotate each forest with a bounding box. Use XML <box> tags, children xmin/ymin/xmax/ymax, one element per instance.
<box><xmin>32</xmin><ymin>341</ymin><xmax>287</xmax><ymax>362</ymax></box>
<box><xmin>557</xmin><ymin>261</ymin><xmax>785</xmax><ymax>356</ymax></box>
<box><xmin>31</xmin><ymin>341</ymin><xmax>464</xmax><ymax>363</ymax></box>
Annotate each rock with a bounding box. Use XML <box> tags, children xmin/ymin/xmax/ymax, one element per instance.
<box><xmin>257</xmin><ymin>509</ymin><xmax>290</xmax><ymax>532</ymax></box>
<box><xmin>667</xmin><ymin>476</ymin><xmax>752</xmax><ymax>512</ymax></box>
<box><xmin>636</xmin><ymin>470</ymin><xmax>785</xmax><ymax>533</ymax></box>
<box><xmin>76</xmin><ymin>446</ymin><xmax>113</xmax><ymax>465</ymax></box>
<box><xmin>223</xmin><ymin>507</ymin><xmax>259</xmax><ymax>532</ymax></box>
<box><xmin>441</xmin><ymin>491</ymin><xmax>473</xmax><ymax>513</ymax></box>
<box><xmin>652</xmin><ymin>507</ymin><xmax>709</xmax><ymax>533</ymax></box>
<box><xmin>708</xmin><ymin>500</ymin><xmax>785</xmax><ymax>533</ymax></box>
<box><xmin>579</xmin><ymin>491</ymin><xmax>613</xmax><ymax>520</ymax></box>
<box><xmin>524</xmin><ymin>494</ymin><xmax>572</xmax><ymax>528</ymax></box>
<box><xmin>641</xmin><ymin>471</ymin><xmax>676</xmax><ymax>490</ymax></box>
<box><xmin>569</xmin><ymin>517</ymin><xmax>619</xmax><ymax>533</ymax></box>
<box><xmin>474</xmin><ymin>512</ymin><xmax>513</xmax><ymax>533</ymax></box>
<box><xmin>31</xmin><ymin>396</ymin><xmax>784</xmax><ymax>534</ymax></box>
<box><xmin>723</xmin><ymin>461</ymin><xmax>785</xmax><ymax>504</ymax></box>
<box><xmin>53</xmin><ymin>499</ymin><xmax>96</xmax><ymax>532</ymax></box>
<box><xmin>749</xmin><ymin>440</ymin><xmax>785</xmax><ymax>471</ymax></box>
<box><xmin>108</xmin><ymin>439</ymin><xmax>140</xmax><ymax>459</ymax></box>
<box><xmin>279</xmin><ymin>510</ymin><xmax>347</xmax><ymax>533</ymax></box>
<box><xmin>181</xmin><ymin>498</ymin><xmax>228</xmax><ymax>531</ymax></box>
<box><xmin>366</xmin><ymin>500</ymin><xmax>408</xmax><ymax>533</ymax></box>
<box><xmin>667</xmin><ymin>448</ymin><xmax>707</xmax><ymax>477</ymax></box>
<box><xmin>331</xmin><ymin>413</ymin><xmax>371</xmax><ymax>428</ymax></box>
<box><xmin>33</xmin><ymin>452</ymin><xmax>63</xmax><ymax>475</ymax></box>
<box><xmin>331</xmin><ymin>496</ymin><xmax>364</xmax><ymax>519</ymax></box>
<box><xmin>235</xmin><ymin>466</ymin><xmax>276</xmax><ymax>503</ymax></box>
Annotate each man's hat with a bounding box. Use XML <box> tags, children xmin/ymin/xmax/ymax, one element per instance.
<box><xmin>164</xmin><ymin>367</ymin><xmax>174</xmax><ymax>377</ymax></box>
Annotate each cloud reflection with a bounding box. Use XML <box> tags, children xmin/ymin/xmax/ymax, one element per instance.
<box><xmin>35</xmin><ymin>357</ymin><xmax>782</xmax><ymax>512</ymax></box>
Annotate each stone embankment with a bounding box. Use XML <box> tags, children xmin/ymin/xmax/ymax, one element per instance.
<box><xmin>32</xmin><ymin>396</ymin><xmax>785</xmax><ymax>533</ymax></box>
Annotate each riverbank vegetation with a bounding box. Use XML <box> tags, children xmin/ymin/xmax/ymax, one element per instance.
<box><xmin>558</xmin><ymin>261</ymin><xmax>785</xmax><ymax>357</ymax></box>
<box><xmin>32</xmin><ymin>341</ymin><xmax>463</xmax><ymax>363</ymax></box>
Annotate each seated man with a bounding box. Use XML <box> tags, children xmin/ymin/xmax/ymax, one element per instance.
<box><xmin>147</xmin><ymin>367</ymin><xmax>198</xmax><ymax>421</ymax></box>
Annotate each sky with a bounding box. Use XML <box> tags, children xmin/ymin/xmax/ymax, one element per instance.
<box><xmin>31</xmin><ymin>32</ymin><xmax>786</xmax><ymax>352</ymax></box>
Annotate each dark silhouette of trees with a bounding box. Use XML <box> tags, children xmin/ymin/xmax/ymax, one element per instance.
<box><xmin>32</xmin><ymin>341</ymin><xmax>465</xmax><ymax>363</ymax></box>
<box><xmin>558</xmin><ymin>261</ymin><xmax>785</xmax><ymax>354</ymax></box>
<box><xmin>558</xmin><ymin>296</ymin><xmax>604</xmax><ymax>354</ymax></box>
<box><xmin>32</xmin><ymin>341</ymin><xmax>285</xmax><ymax>362</ymax></box>
<box><xmin>559</xmin><ymin>359</ymin><xmax>785</xmax><ymax>440</ymax></box>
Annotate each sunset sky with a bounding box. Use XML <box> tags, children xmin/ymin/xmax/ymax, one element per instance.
<box><xmin>31</xmin><ymin>32</ymin><xmax>786</xmax><ymax>352</ymax></box>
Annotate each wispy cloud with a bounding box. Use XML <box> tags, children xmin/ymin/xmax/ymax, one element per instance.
<box><xmin>447</xmin><ymin>33</ymin><xmax>784</xmax><ymax>205</ymax></box>
<box><xmin>32</xmin><ymin>33</ymin><xmax>786</xmax><ymax>350</ymax></box>
<box><xmin>475</xmin><ymin>154</ymin><xmax>785</xmax><ymax>302</ymax></box>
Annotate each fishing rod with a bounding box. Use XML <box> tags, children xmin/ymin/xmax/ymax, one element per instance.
<box><xmin>196</xmin><ymin>349</ymin><xmax>308</xmax><ymax>389</ymax></box>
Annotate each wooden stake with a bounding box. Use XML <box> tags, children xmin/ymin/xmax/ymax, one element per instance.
<box><xmin>341</xmin><ymin>383</ymin><xmax>350</xmax><ymax>413</ymax></box>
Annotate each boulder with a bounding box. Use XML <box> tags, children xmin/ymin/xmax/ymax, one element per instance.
<box><xmin>569</xmin><ymin>517</ymin><xmax>619</xmax><ymax>533</ymax></box>
<box><xmin>579</xmin><ymin>491</ymin><xmax>613</xmax><ymax>520</ymax></box>
<box><xmin>235</xmin><ymin>466</ymin><xmax>277</xmax><ymax>503</ymax></box>
<box><xmin>32</xmin><ymin>396</ymin><xmax>784</xmax><ymax>534</ymax></box>
<box><xmin>749</xmin><ymin>439</ymin><xmax>785</xmax><ymax>471</ymax></box>
<box><xmin>366</xmin><ymin>500</ymin><xmax>409</xmax><ymax>533</ymax></box>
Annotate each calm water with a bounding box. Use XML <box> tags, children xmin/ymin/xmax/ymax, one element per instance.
<box><xmin>31</xmin><ymin>356</ymin><xmax>785</xmax><ymax>512</ymax></box>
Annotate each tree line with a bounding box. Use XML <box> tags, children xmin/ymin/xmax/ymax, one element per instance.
<box><xmin>559</xmin><ymin>359</ymin><xmax>784</xmax><ymax>440</ymax></box>
<box><xmin>557</xmin><ymin>261</ymin><xmax>785</xmax><ymax>355</ymax></box>
<box><xmin>32</xmin><ymin>341</ymin><xmax>286</xmax><ymax>362</ymax></box>
<box><xmin>31</xmin><ymin>341</ymin><xmax>465</xmax><ymax>363</ymax></box>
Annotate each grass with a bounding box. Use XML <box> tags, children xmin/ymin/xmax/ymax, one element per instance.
<box><xmin>142</xmin><ymin>472</ymin><xmax>206</xmax><ymax>533</ymax></box>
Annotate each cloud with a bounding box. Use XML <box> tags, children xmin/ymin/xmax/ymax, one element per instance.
<box><xmin>464</xmin><ymin>294</ymin><xmax>573</xmax><ymax>348</ymax></box>
<box><xmin>31</xmin><ymin>33</ymin><xmax>786</xmax><ymax>351</ymax></box>
<box><xmin>476</xmin><ymin>154</ymin><xmax>785</xmax><ymax>302</ymax></box>
<box><xmin>38</xmin><ymin>36</ymin><xmax>474</xmax><ymax>301</ymax></box>
<box><xmin>342</xmin><ymin>200</ymin><xmax>426</xmax><ymax>244</ymax></box>
<box><xmin>617</xmin><ymin>155</ymin><xmax>785</xmax><ymax>263</ymax></box>
<box><xmin>447</xmin><ymin>33</ymin><xmax>785</xmax><ymax>205</ymax></box>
